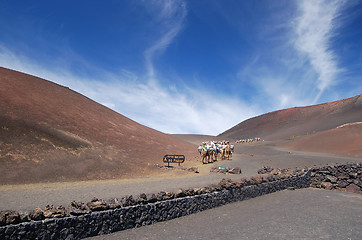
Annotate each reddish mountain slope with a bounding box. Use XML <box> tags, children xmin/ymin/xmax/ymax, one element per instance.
<box><xmin>218</xmin><ymin>94</ymin><xmax>362</xmax><ymax>140</ymax></box>
<box><xmin>0</xmin><ymin>67</ymin><xmax>198</xmax><ymax>184</ymax></box>
<box><xmin>282</xmin><ymin>122</ymin><xmax>362</xmax><ymax>158</ymax></box>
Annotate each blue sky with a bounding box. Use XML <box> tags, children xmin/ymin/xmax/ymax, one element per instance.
<box><xmin>0</xmin><ymin>0</ymin><xmax>361</xmax><ymax>135</ymax></box>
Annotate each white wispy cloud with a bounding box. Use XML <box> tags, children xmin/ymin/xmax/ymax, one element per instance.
<box><xmin>143</xmin><ymin>0</ymin><xmax>187</xmax><ymax>77</ymax></box>
<box><xmin>293</xmin><ymin>0</ymin><xmax>346</xmax><ymax>102</ymax></box>
<box><xmin>235</xmin><ymin>0</ymin><xmax>350</xmax><ymax>112</ymax></box>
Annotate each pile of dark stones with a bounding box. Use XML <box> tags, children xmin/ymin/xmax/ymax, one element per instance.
<box><xmin>311</xmin><ymin>163</ymin><xmax>362</xmax><ymax>194</ymax></box>
<box><xmin>257</xmin><ymin>166</ymin><xmax>274</xmax><ymax>174</ymax></box>
<box><xmin>257</xmin><ymin>167</ymin><xmax>308</xmax><ymax>178</ymax></box>
<box><xmin>210</xmin><ymin>167</ymin><xmax>241</xmax><ymax>174</ymax></box>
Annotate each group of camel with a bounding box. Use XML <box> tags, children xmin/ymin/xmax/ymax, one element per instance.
<box><xmin>198</xmin><ymin>141</ymin><xmax>233</xmax><ymax>164</ymax></box>
<box><xmin>236</xmin><ymin>137</ymin><xmax>261</xmax><ymax>143</ymax></box>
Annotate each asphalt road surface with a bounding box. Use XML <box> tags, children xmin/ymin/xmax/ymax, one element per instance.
<box><xmin>88</xmin><ymin>188</ymin><xmax>362</xmax><ymax>240</ymax></box>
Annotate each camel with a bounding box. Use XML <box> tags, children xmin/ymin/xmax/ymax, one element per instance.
<box><xmin>200</xmin><ymin>148</ymin><xmax>210</xmax><ymax>164</ymax></box>
<box><xmin>209</xmin><ymin>148</ymin><xmax>218</xmax><ymax>162</ymax></box>
<box><xmin>220</xmin><ymin>146</ymin><xmax>231</xmax><ymax>160</ymax></box>
<box><xmin>200</xmin><ymin>148</ymin><xmax>217</xmax><ymax>164</ymax></box>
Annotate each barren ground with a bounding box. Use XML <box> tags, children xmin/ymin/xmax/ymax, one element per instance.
<box><xmin>1</xmin><ymin>141</ymin><xmax>360</xmax><ymax>212</ymax></box>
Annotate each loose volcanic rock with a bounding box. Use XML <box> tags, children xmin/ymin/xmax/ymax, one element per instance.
<box><xmin>86</xmin><ymin>199</ymin><xmax>108</xmax><ymax>212</ymax></box>
<box><xmin>68</xmin><ymin>201</ymin><xmax>90</xmax><ymax>215</ymax></box>
<box><xmin>29</xmin><ymin>208</ymin><xmax>45</xmax><ymax>221</ymax></box>
<box><xmin>146</xmin><ymin>194</ymin><xmax>157</xmax><ymax>203</ymax></box>
<box><xmin>175</xmin><ymin>189</ymin><xmax>186</xmax><ymax>198</ymax></box>
<box><xmin>228</xmin><ymin>167</ymin><xmax>241</xmax><ymax>174</ymax></box>
<box><xmin>210</xmin><ymin>167</ymin><xmax>242</xmax><ymax>174</ymax></box>
<box><xmin>321</xmin><ymin>182</ymin><xmax>333</xmax><ymax>190</ymax></box>
<box><xmin>257</xmin><ymin>166</ymin><xmax>274</xmax><ymax>174</ymax></box>
<box><xmin>0</xmin><ymin>210</ymin><xmax>21</xmax><ymax>226</ymax></box>
<box><xmin>43</xmin><ymin>205</ymin><xmax>69</xmax><ymax>218</ymax></box>
<box><xmin>326</xmin><ymin>176</ymin><xmax>338</xmax><ymax>183</ymax></box>
<box><xmin>346</xmin><ymin>184</ymin><xmax>361</xmax><ymax>194</ymax></box>
<box><xmin>156</xmin><ymin>191</ymin><xmax>166</xmax><ymax>201</ymax></box>
<box><xmin>165</xmin><ymin>192</ymin><xmax>175</xmax><ymax>200</ymax></box>
<box><xmin>105</xmin><ymin>198</ymin><xmax>122</xmax><ymax>209</ymax></box>
<box><xmin>311</xmin><ymin>163</ymin><xmax>362</xmax><ymax>193</ymax></box>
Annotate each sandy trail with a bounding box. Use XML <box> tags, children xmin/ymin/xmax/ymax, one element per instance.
<box><xmin>0</xmin><ymin>141</ymin><xmax>360</xmax><ymax>212</ymax></box>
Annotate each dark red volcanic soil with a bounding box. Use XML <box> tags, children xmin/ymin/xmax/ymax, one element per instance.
<box><xmin>281</xmin><ymin>122</ymin><xmax>362</xmax><ymax>158</ymax></box>
<box><xmin>218</xmin><ymin>94</ymin><xmax>362</xmax><ymax>141</ymax></box>
<box><xmin>0</xmin><ymin>67</ymin><xmax>199</xmax><ymax>185</ymax></box>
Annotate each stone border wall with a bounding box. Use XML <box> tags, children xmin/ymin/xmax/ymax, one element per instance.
<box><xmin>311</xmin><ymin>163</ymin><xmax>362</xmax><ymax>194</ymax></box>
<box><xmin>0</xmin><ymin>170</ymin><xmax>311</xmax><ymax>240</ymax></box>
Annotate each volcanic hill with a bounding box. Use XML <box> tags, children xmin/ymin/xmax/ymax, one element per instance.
<box><xmin>218</xmin><ymin>94</ymin><xmax>362</xmax><ymax>141</ymax></box>
<box><xmin>282</xmin><ymin>122</ymin><xmax>362</xmax><ymax>158</ymax></box>
<box><xmin>0</xmin><ymin>67</ymin><xmax>198</xmax><ymax>185</ymax></box>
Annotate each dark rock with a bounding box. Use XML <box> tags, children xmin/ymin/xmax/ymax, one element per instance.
<box><xmin>0</xmin><ymin>211</ymin><xmax>6</xmax><ymax>226</ymax></box>
<box><xmin>165</xmin><ymin>192</ymin><xmax>175</xmax><ymax>200</ymax></box>
<box><xmin>156</xmin><ymin>191</ymin><xmax>166</xmax><ymax>201</ymax></box>
<box><xmin>0</xmin><ymin>210</ymin><xmax>21</xmax><ymax>225</ymax></box>
<box><xmin>321</xmin><ymin>182</ymin><xmax>333</xmax><ymax>190</ymax></box>
<box><xmin>135</xmin><ymin>195</ymin><xmax>146</xmax><ymax>205</ymax></box>
<box><xmin>43</xmin><ymin>205</ymin><xmax>69</xmax><ymax>218</ymax></box>
<box><xmin>239</xmin><ymin>178</ymin><xmax>248</xmax><ymax>186</ymax></box>
<box><xmin>121</xmin><ymin>195</ymin><xmax>135</xmax><ymax>207</ymax></box>
<box><xmin>120</xmin><ymin>197</ymin><xmax>128</xmax><ymax>207</ymax></box>
<box><xmin>20</xmin><ymin>213</ymin><xmax>30</xmax><ymax>222</ymax></box>
<box><xmin>218</xmin><ymin>178</ymin><xmax>237</xmax><ymax>189</ymax></box>
<box><xmin>326</xmin><ymin>176</ymin><xmax>338</xmax><ymax>183</ymax></box>
<box><xmin>337</xmin><ymin>173</ymin><xmax>349</xmax><ymax>180</ymax></box>
<box><xmin>29</xmin><ymin>207</ymin><xmax>45</xmax><ymax>221</ymax></box>
<box><xmin>257</xmin><ymin>166</ymin><xmax>274</xmax><ymax>174</ymax></box>
<box><xmin>193</xmin><ymin>188</ymin><xmax>203</xmax><ymax>195</ymax></box>
<box><xmin>265</xmin><ymin>174</ymin><xmax>274</xmax><ymax>182</ymax></box>
<box><xmin>208</xmin><ymin>184</ymin><xmax>221</xmax><ymax>192</ymax></box>
<box><xmin>228</xmin><ymin>167</ymin><xmax>241</xmax><ymax>174</ymax></box>
<box><xmin>345</xmin><ymin>184</ymin><xmax>361</xmax><ymax>194</ymax></box>
<box><xmin>272</xmin><ymin>175</ymin><xmax>281</xmax><ymax>181</ymax></box>
<box><xmin>87</xmin><ymin>199</ymin><xmax>108</xmax><ymax>211</ymax></box>
<box><xmin>146</xmin><ymin>194</ymin><xmax>157</xmax><ymax>203</ymax></box>
<box><xmin>249</xmin><ymin>176</ymin><xmax>263</xmax><ymax>185</ymax></box>
<box><xmin>349</xmin><ymin>172</ymin><xmax>358</xmax><ymax>178</ymax></box>
<box><xmin>353</xmin><ymin>179</ymin><xmax>362</xmax><ymax>188</ymax></box>
<box><xmin>270</xmin><ymin>168</ymin><xmax>281</xmax><ymax>175</ymax></box>
<box><xmin>106</xmin><ymin>198</ymin><xmax>122</xmax><ymax>209</ymax></box>
<box><xmin>184</xmin><ymin>188</ymin><xmax>195</xmax><ymax>196</ymax></box>
<box><xmin>175</xmin><ymin>189</ymin><xmax>186</xmax><ymax>198</ymax></box>
<box><xmin>6</xmin><ymin>210</ymin><xmax>21</xmax><ymax>225</ymax></box>
<box><xmin>337</xmin><ymin>180</ymin><xmax>349</xmax><ymax>188</ymax></box>
<box><xmin>68</xmin><ymin>201</ymin><xmax>90</xmax><ymax>215</ymax></box>
<box><xmin>65</xmin><ymin>234</ymin><xmax>75</xmax><ymax>240</ymax></box>
<box><xmin>139</xmin><ymin>193</ymin><xmax>147</xmax><ymax>201</ymax></box>
<box><xmin>287</xmin><ymin>187</ymin><xmax>295</xmax><ymax>191</ymax></box>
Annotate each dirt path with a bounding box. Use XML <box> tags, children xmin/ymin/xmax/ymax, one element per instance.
<box><xmin>1</xmin><ymin>142</ymin><xmax>360</xmax><ymax>212</ymax></box>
